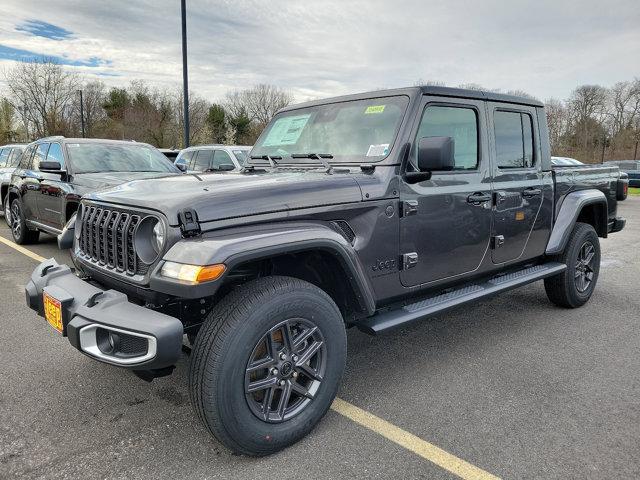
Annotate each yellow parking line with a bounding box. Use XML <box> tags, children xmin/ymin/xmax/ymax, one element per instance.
<box><xmin>331</xmin><ymin>399</ymin><xmax>500</xmax><ymax>480</ymax></box>
<box><xmin>1</xmin><ymin>232</ymin><xmax>499</xmax><ymax>479</ymax></box>
<box><xmin>0</xmin><ymin>235</ymin><xmax>46</xmax><ymax>262</ymax></box>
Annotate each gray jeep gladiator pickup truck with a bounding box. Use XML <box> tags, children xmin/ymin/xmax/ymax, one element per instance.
<box><xmin>26</xmin><ymin>86</ymin><xmax>625</xmax><ymax>456</ymax></box>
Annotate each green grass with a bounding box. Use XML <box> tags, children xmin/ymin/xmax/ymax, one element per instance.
<box><xmin>629</xmin><ymin>187</ymin><xmax>640</xmax><ymax>196</ymax></box>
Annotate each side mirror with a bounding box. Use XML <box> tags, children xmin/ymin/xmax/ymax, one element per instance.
<box><xmin>39</xmin><ymin>161</ymin><xmax>65</xmax><ymax>173</ymax></box>
<box><xmin>175</xmin><ymin>163</ymin><xmax>187</xmax><ymax>172</ymax></box>
<box><xmin>217</xmin><ymin>163</ymin><xmax>235</xmax><ymax>172</ymax></box>
<box><xmin>417</xmin><ymin>136</ymin><xmax>455</xmax><ymax>172</ymax></box>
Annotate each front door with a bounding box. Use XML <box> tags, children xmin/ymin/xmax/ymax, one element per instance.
<box><xmin>38</xmin><ymin>143</ymin><xmax>67</xmax><ymax>229</ymax></box>
<box><xmin>487</xmin><ymin>104</ymin><xmax>544</xmax><ymax>264</ymax></box>
<box><xmin>400</xmin><ymin>97</ymin><xmax>493</xmax><ymax>287</ymax></box>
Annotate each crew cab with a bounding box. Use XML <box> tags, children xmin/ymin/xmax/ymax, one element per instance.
<box><xmin>7</xmin><ymin>137</ymin><xmax>180</xmax><ymax>244</ymax></box>
<box><xmin>25</xmin><ymin>86</ymin><xmax>625</xmax><ymax>456</ymax></box>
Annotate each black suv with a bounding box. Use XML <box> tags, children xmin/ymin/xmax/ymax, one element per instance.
<box><xmin>26</xmin><ymin>87</ymin><xmax>625</xmax><ymax>456</ymax></box>
<box><xmin>7</xmin><ymin>137</ymin><xmax>180</xmax><ymax>244</ymax></box>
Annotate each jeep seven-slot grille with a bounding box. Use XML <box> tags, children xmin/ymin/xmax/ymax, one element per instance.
<box><xmin>78</xmin><ymin>205</ymin><xmax>144</xmax><ymax>276</ymax></box>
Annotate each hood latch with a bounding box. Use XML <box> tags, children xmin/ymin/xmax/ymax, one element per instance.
<box><xmin>178</xmin><ymin>208</ymin><xmax>201</xmax><ymax>238</ymax></box>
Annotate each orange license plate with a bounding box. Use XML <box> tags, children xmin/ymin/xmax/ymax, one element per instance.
<box><xmin>43</xmin><ymin>293</ymin><xmax>63</xmax><ymax>334</ymax></box>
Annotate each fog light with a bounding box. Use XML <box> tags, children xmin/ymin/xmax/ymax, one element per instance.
<box><xmin>160</xmin><ymin>261</ymin><xmax>226</xmax><ymax>283</ymax></box>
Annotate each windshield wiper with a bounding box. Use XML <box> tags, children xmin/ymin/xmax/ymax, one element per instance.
<box><xmin>291</xmin><ymin>153</ymin><xmax>334</xmax><ymax>173</ymax></box>
<box><xmin>250</xmin><ymin>155</ymin><xmax>282</xmax><ymax>169</ymax></box>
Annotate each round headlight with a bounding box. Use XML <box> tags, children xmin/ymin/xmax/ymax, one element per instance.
<box><xmin>152</xmin><ymin>220</ymin><xmax>165</xmax><ymax>254</ymax></box>
<box><xmin>134</xmin><ymin>216</ymin><xmax>165</xmax><ymax>265</ymax></box>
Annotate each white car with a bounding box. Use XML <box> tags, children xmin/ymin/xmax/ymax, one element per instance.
<box><xmin>1</xmin><ymin>143</ymin><xmax>26</xmax><ymax>224</ymax></box>
<box><xmin>175</xmin><ymin>145</ymin><xmax>251</xmax><ymax>173</ymax></box>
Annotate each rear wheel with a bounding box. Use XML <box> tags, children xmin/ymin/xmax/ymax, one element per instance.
<box><xmin>189</xmin><ymin>276</ymin><xmax>347</xmax><ymax>456</ymax></box>
<box><xmin>10</xmin><ymin>199</ymin><xmax>39</xmax><ymax>244</ymax></box>
<box><xmin>544</xmin><ymin>222</ymin><xmax>600</xmax><ymax>308</ymax></box>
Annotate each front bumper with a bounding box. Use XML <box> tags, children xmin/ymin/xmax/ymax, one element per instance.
<box><xmin>609</xmin><ymin>217</ymin><xmax>626</xmax><ymax>234</ymax></box>
<box><xmin>25</xmin><ymin>258</ymin><xmax>183</xmax><ymax>370</ymax></box>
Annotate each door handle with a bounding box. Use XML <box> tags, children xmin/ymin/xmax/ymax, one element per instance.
<box><xmin>522</xmin><ymin>188</ymin><xmax>541</xmax><ymax>198</ymax></box>
<box><xmin>467</xmin><ymin>192</ymin><xmax>491</xmax><ymax>205</ymax></box>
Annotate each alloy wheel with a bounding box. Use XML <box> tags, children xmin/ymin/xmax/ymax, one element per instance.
<box><xmin>575</xmin><ymin>241</ymin><xmax>595</xmax><ymax>293</ymax></box>
<box><xmin>11</xmin><ymin>202</ymin><xmax>21</xmax><ymax>239</ymax></box>
<box><xmin>244</xmin><ymin>318</ymin><xmax>326</xmax><ymax>423</ymax></box>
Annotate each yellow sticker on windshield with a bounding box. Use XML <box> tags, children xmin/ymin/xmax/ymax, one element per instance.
<box><xmin>365</xmin><ymin>105</ymin><xmax>386</xmax><ymax>114</ymax></box>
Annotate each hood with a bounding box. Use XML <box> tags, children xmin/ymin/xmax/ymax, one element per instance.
<box><xmin>84</xmin><ymin>170</ymin><xmax>364</xmax><ymax>225</ymax></box>
<box><xmin>72</xmin><ymin>171</ymin><xmax>180</xmax><ymax>192</ymax></box>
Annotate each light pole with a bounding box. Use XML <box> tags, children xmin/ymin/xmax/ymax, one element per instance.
<box><xmin>78</xmin><ymin>89</ymin><xmax>85</xmax><ymax>138</ymax></box>
<box><xmin>181</xmin><ymin>0</ymin><xmax>190</xmax><ymax>147</ymax></box>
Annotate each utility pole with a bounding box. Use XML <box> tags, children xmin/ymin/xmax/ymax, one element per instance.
<box><xmin>634</xmin><ymin>140</ymin><xmax>638</xmax><ymax>161</ymax></box>
<box><xmin>181</xmin><ymin>0</ymin><xmax>190</xmax><ymax>148</ymax></box>
<box><xmin>78</xmin><ymin>90</ymin><xmax>85</xmax><ymax>138</ymax></box>
<box><xmin>600</xmin><ymin>134</ymin><xmax>606</xmax><ymax>163</ymax></box>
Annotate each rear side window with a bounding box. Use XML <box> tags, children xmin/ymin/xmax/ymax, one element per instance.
<box><xmin>46</xmin><ymin>143</ymin><xmax>65</xmax><ymax>168</ymax></box>
<box><xmin>415</xmin><ymin>105</ymin><xmax>478</xmax><ymax>170</ymax></box>
<box><xmin>8</xmin><ymin>148</ymin><xmax>24</xmax><ymax>167</ymax></box>
<box><xmin>193</xmin><ymin>150</ymin><xmax>214</xmax><ymax>171</ymax></box>
<box><xmin>0</xmin><ymin>148</ymin><xmax>8</xmax><ymax>167</ymax></box>
<box><xmin>495</xmin><ymin>111</ymin><xmax>534</xmax><ymax>168</ymax></box>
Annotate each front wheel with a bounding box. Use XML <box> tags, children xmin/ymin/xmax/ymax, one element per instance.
<box><xmin>189</xmin><ymin>276</ymin><xmax>347</xmax><ymax>456</ymax></box>
<box><xmin>10</xmin><ymin>199</ymin><xmax>39</xmax><ymax>244</ymax></box>
<box><xmin>544</xmin><ymin>222</ymin><xmax>600</xmax><ymax>308</ymax></box>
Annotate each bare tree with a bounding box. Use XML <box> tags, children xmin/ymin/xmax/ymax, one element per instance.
<box><xmin>3</xmin><ymin>58</ymin><xmax>80</xmax><ymax>138</ymax></box>
<box><xmin>225</xmin><ymin>84</ymin><xmax>293</xmax><ymax>130</ymax></box>
<box><xmin>545</xmin><ymin>98</ymin><xmax>569</xmax><ymax>154</ymax></box>
<box><xmin>568</xmin><ymin>85</ymin><xmax>607</xmax><ymax>152</ymax></box>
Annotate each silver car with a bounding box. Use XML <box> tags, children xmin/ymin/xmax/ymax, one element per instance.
<box><xmin>175</xmin><ymin>145</ymin><xmax>251</xmax><ymax>173</ymax></box>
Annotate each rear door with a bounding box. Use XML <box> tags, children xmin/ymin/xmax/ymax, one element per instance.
<box><xmin>488</xmin><ymin>104</ymin><xmax>545</xmax><ymax>264</ymax></box>
<box><xmin>400</xmin><ymin>96</ymin><xmax>493</xmax><ymax>287</ymax></box>
<box><xmin>18</xmin><ymin>144</ymin><xmax>43</xmax><ymax>221</ymax></box>
<box><xmin>38</xmin><ymin>143</ymin><xmax>67</xmax><ymax>229</ymax></box>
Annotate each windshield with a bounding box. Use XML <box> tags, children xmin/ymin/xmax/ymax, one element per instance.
<box><xmin>251</xmin><ymin>95</ymin><xmax>409</xmax><ymax>163</ymax></box>
<box><xmin>66</xmin><ymin>143</ymin><xmax>179</xmax><ymax>174</ymax></box>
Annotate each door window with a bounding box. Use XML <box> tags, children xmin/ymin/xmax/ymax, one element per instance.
<box><xmin>0</xmin><ymin>148</ymin><xmax>8</xmax><ymax>167</ymax></box>
<box><xmin>212</xmin><ymin>150</ymin><xmax>234</xmax><ymax>170</ymax></box>
<box><xmin>46</xmin><ymin>143</ymin><xmax>65</xmax><ymax>168</ymax></box>
<box><xmin>33</xmin><ymin>143</ymin><xmax>50</xmax><ymax>171</ymax></box>
<box><xmin>415</xmin><ymin>105</ymin><xmax>478</xmax><ymax>170</ymax></box>
<box><xmin>193</xmin><ymin>150</ymin><xmax>214</xmax><ymax>171</ymax></box>
<box><xmin>19</xmin><ymin>146</ymin><xmax>36</xmax><ymax>169</ymax></box>
<box><xmin>494</xmin><ymin>111</ymin><xmax>534</xmax><ymax>168</ymax></box>
<box><xmin>8</xmin><ymin>148</ymin><xmax>24</xmax><ymax>167</ymax></box>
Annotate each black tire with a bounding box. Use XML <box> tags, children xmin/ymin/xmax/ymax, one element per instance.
<box><xmin>10</xmin><ymin>199</ymin><xmax>39</xmax><ymax>244</ymax></box>
<box><xmin>189</xmin><ymin>276</ymin><xmax>347</xmax><ymax>456</ymax></box>
<box><xmin>544</xmin><ymin>222</ymin><xmax>600</xmax><ymax>308</ymax></box>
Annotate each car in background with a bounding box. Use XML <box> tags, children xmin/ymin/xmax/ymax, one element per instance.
<box><xmin>1</xmin><ymin>143</ymin><xmax>27</xmax><ymax>225</ymax></box>
<box><xmin>158</xmin><ymin>148</ymin><xmax>180</xmax><ymax>162</ymax></box>
<box><xmin>604</xmin><ymin>160</ymin><xmax>640</xmax><ymax>187</ymax></box>
<box><xmin>6</xmin><ymin>137</ymin><xmax>181</xmax><ymax>244</ymax></box>
<box><xmin>551</xmin><ymin>156</ymin><xmax>627</xmax><ymax>200</ymax></box>
<box><xmin>551</xmin><ymin>156</ymin><xmax>583</xmax><ymax>166</ymax></box>
<box><xmin>175</xmin><ymin>145</ymin><xmax>251</xmax><ymax>173</ymax></box>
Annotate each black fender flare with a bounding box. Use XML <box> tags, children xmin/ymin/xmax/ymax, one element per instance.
<box><xmin>150</xmin><ymin>222</ymin><xmax>377</xmax><ymax>315</ymax></box>
<box><xmin>546</xmin><ymin>190</ymin><xmax>608</xmax><ymax>255</ymax></box>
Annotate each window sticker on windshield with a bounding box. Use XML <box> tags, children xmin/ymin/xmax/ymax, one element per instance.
<box><xmin>262</xmin><ymin>114</ymin><xmax>311</xmax><ymax>146</ymax></box>
<box><xmin>364</xmin><ymin>105</ymin><xmax>386</xmax><ymax>114</ymax></box>
<box><xmin>366</xmin><ymin>144</ymin><xmax>390</xmax><ymax>156</ymax></box>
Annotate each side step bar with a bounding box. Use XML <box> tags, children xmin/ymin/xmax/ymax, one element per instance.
<box><xmin>357</xmin><ymin>262</ymin><xmax>566</xmax><ymax>335</ymax></box>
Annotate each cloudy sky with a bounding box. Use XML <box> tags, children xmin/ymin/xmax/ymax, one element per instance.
<box><xmin>0</xmin><ymin>0</ymin><xmax>638</xmax><ymax>103</ymax></box>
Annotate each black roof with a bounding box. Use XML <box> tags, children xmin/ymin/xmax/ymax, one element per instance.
<box><xmin>280</xmin><ymin>85</ymin><xmax>543</xmax><ymax>112</ymax></box>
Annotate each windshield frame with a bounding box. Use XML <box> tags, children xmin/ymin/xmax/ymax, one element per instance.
<box><xmin>249</xmin><ymin>94</ymin><xmax>411</xmax><ymax>167</ymax></box>
<box><xmin>64</xmin><ymin>142</ymin><xmax>180</xmax><ymax>175</ymax></box>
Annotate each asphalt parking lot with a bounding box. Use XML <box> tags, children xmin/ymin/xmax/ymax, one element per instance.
<box><xmin>1</xmin><ymin>198</ymin><xmax>639</xmax><ymax>480</ymax></box>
